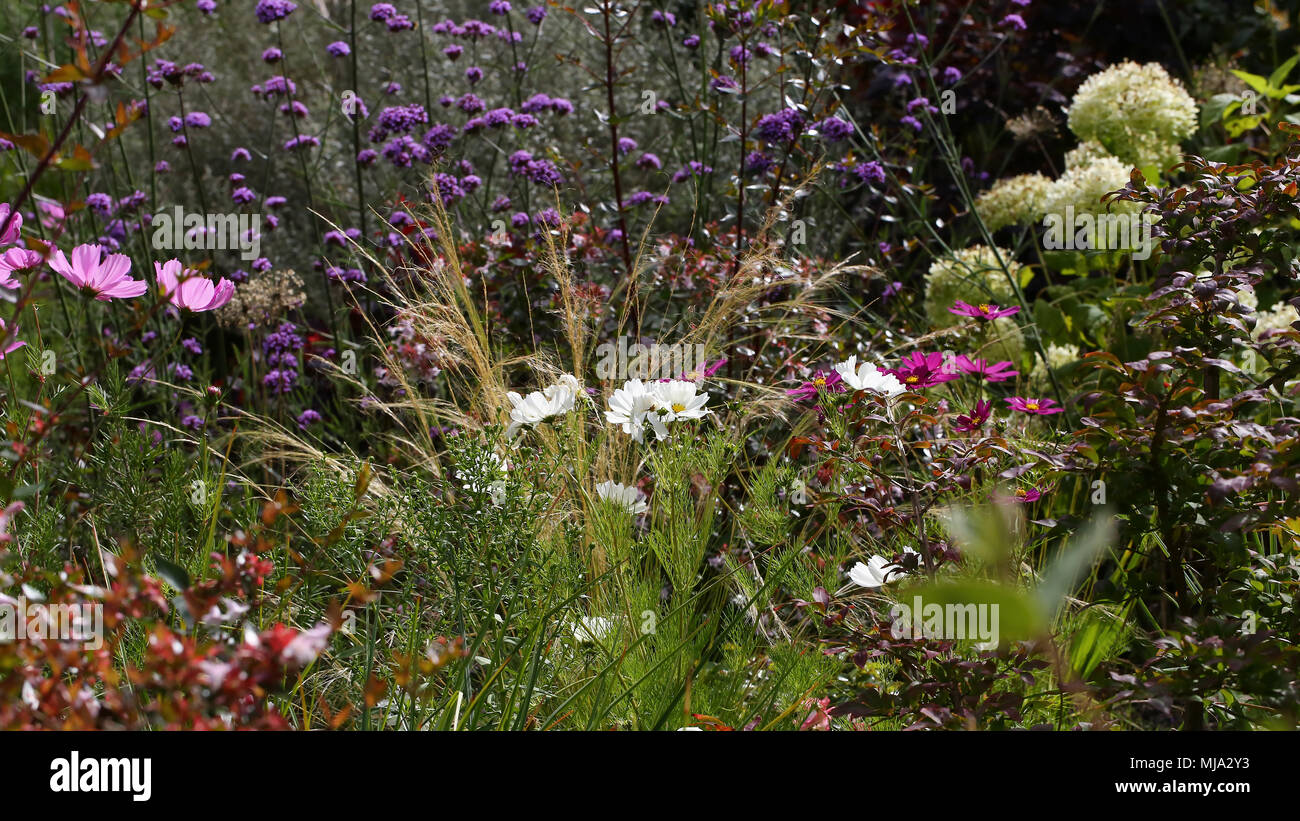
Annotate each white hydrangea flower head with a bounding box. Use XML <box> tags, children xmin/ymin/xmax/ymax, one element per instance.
<box><xmin>1254</xmin><ymin>301</ymin><xmax>1300</xmax><ymax>340</ymax></box>
<box><xmin>1066</xmin><ymin>61</ymin><xmax>1197</xmax><ymax>171</ymax></box>
<box><xmin>1063</xmin><ymin>140</ymin><xmax>1115</xmax><ymax>171</ymax></box>
<box><xmin>1040</xmin><ymin>154</ymin><xmax>1136</xmax><ymax>219</ymax></box>
<box><xmin>974</xmin><ymin>173</ymin><xmax>1054</xmax><ymax>231</ymax></box>
<box><xmin>1029</xmin><ymin>342</ymin><xmax>1081</xmax><ymax>393</ymax></box>
<box><xmin>924</xmin><ymin>245</ymin><xmax>1024</xmax><ymax>329</ymax></box>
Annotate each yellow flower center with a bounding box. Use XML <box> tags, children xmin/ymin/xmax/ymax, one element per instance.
<box><xmin>1025</xmin><ymin>401</ymin><xmax>1039</xmax><ymax>411</ymax></box>
<box><xmin>813</xmin><ymin>376</ymin><xmax>826</xmax><ymax>387</ymax></box>
<box><xmin>905</xmin><ymin>375</ymin><xmax>919</xmax><ymax>384</ymax></box>
<box><xmin>672</xmin><ymin>402</ymin><xmax>686</xmax><ymax>413</ymax></box>
<box><xmin>979</xmin><ymin>303</ymin><xmax>992</xmax><ymax>314</ymax></box>
<box><xmin>1015</xmin><ymin>488</ymin><xmax>1028</xmax><ymax>497</ymax></box>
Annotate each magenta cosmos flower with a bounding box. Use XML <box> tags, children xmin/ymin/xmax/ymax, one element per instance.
<box><xmin>952</xmin><ymin>399</ymin><xmax>993</xmax><ymax>433</ymax></box>
<box><xmin>49</xmin><ymin>243</ymin><xmax>147</xmax><ymax>300</ymax></box>
<box><xmin>787</xmin><ymin>369</ymin><xmax>844</xmax><ymax>402</ymax></box>
<box><xmin>956</xmin><ymin>355</ymin><xmax>1019</xmax><ymax>383</ymax></box>
<box><xmin>0</xmin><ymin>203</ymin><xmax>22</xmax><ymax>246</ymax></box>
<box><xmin>155</xmin><ymin>260</ymin><xmax>235</xmax><ymax>312</ymax></box>
<box><xmin>1010</xmin><ymin>486</ymin><xmax>1042</xmax><ymax>503</ymax></box>
<box><xmin>949</xmin><ymin>300</ymin><xmax>1020</xmax><ymax>320</ymax></box>
<box><xmin>0</xmin><ymin>317</ymin><xmax>24</xmax><ymax>360</ymax></box>
<box><xmin>888</xmin><ymin>351</ymin><xmax>960</xmax><ymax>389</ymax></box>
<box><xmin>1005</xmin><ymin>396</ymin><xmax>1065</xmax><ymax>415</ymax></box>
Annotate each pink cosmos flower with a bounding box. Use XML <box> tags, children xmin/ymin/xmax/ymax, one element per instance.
<box><xmin>0</xmin><ymin>203</ymin><xmax>22</xmax><ymax>246</ymax></box>
<box><xmin>0</xmin><ymin>317</ymin><xmax>25</xmax><ymax>360</ymax></box>
<box><xmin>949</xmin><ymin>300</ymin><xmax>1020</xmax><ymax>320</ymax></box>
<box><xmin>952</xmin><ymin>399</ymin><xmax>992</xmax><ymax>433</ymax></box>
<box><xmin>49</xmin><ymin>243</ymin><xmax>147</xmax><ymax>300</ymax></box>
<box><xmin>887</xmin><ymin>351</ymin><xmax>961</xmax><ymax>389</ymax></box>
<box><xmin>678</xmin><ymin>357</ymin><xmax>727</xmax><ymax>383</ymax></box>
<box><xmin>0</xmin><ymin>248</ymin><xmax>42</xmax><ymax>288</ymax></box>
<box><xmin>1005</xmin><ymin>396</ymin><xmax>1065</xmax><ymax>415</ymax></box>
<box><xmin>956</xmin><ymin>355</ymin><xmax>1020</xmax><ymax>383</ymax></box>
<box><xmin>787</xmin><ymin>369</ymin><xmax>844</xmax><ymax>401</ymax></box>
<box><xmin>155</xmin><ymin>259</ymin><xmax>236</xmax><ymax>312</ymax></box>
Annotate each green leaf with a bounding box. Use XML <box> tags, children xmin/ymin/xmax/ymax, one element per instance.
<box><xmin>1268</xmin><ymin>53</ymin><xmax>1300</xmax><ymax>89</ymax></box>
<box><xmin>1230</xmin><ymin>69</ymin><xmax>1271</xmax><ymax>98</ymax></box>
<box><xmin>904</xmin><ymin>579</ymin><xmax>1045</xmax><ymax>646</ymax></box>
<box><xmin>1036</xmin><ymin>514</ymin><xmax>1116</xmax><ymax>617</ymax></box>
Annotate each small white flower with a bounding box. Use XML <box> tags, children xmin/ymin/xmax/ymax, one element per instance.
<box><xmin>651</xmin><ymin>379</ymin><xmax>711</xmax><ymax>422</ymax></box>
<box><xmin>834</xmin><ymin>356</ymin><xmax>905</xmax><ymax>397</ymax></box>
<box><xmin>605</xmin><ymin>378</ymin><xmax>667</xmax><ymax>442</ymax></box>
<box><xmin>595</xmin><ymin>480</ymin><xmax>648</xmax><ymax>514</ymax></box>
<box><xmin>573</xmin><ymin>615</ymin><xmax>613</xmax><ymax>644</ymax></box>
<box><xmin>461</xmin><ymin>451</ymin><xmax>509</xmax><ymax>506</ymax></box>
<box><xmin>847</xmin><ymin>555</ymin><xmax>906</xmax><ymax>588</ymax></box>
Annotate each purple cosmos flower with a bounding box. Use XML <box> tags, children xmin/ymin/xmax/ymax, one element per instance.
<box><xmin>1011</xmin><ymin>486</ymin><xmax>1042</xmax><ymax>503</ymax></box>
<box><xmin>955</xmin><ymin>356</ymin><xmax>1019</xmax><ymax>383</ymax></box>
<box><xmin>888</xmin><ymin>352</ymin><xmax>960</xmax><ymax>389</ymax></box>
<box><xmin>950</xmin><ymin>300</ymin><xmax>1020</xmax><ymax>320</ymax></box>
<box><xmin>1005</xmin><ymin>397</ymin><xmax>1065</xmax><ymax>415</ymax></box>
<box><xmin>787</xmin><ymin>370</ymin><xmax>844</xmax><ymax>402</ymax></box>
<box><xmin>952</xmin><ymin>399</ymin><xmax>993</xmax><ymax>433</ymax></box>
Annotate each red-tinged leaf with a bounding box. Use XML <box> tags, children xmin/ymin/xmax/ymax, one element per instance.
<box><xmin>53</xmin><ymin>144</ymin><xmax>94</xmax><ymax>171</ymax></box>
<box><xmin>43</xmin><ymin>64</ymin><xmax>86</xmax><ymax>84</ymax></box>
<box><xmin>0</xmin><ymin>131</ymin><xmax>50</xmax><ymax>159</ymax></box>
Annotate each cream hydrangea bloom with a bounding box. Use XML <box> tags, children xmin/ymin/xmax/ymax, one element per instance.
<box><xmin>974</xmin><ymin>173</ymin><xmax>1053</xmax><ymax>231</ymax></box>
<box><xmin>1029</xmin><ymin>342</ymin><xmax>1080</xmax><ymax>393</ymax></box>
<box><xmin>1066</xmin><ymin>61</ymin><xmax>1197</xmax><ymax>171</ymax></box>
<box><xmin>1254</xmin><ymin>301</ymin><xmax>1300</xmax><ymax>340</ymax></box>
<box><xmin>1040</xmin><ymin>154</ymin><xmax>1135</xmax><ymax>218</ymax></box>
<box><xmin>1063</xmin><ymin>140</ymin><xmax>1115</xmax><ymax>171</ymax></box>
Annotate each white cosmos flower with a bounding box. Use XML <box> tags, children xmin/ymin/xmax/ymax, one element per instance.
<box><xmin>506</xmin><ymin>373</ymin><xmax>582</xmax><ymax>437</ymax></box>
<box><xmin>847</xmin><ymin>554</ymin><xmax>906</xmax><ymax>588</ymax></box>
<box><xmin>651</xmin><ymin>379</ymin><xmax>711</xmax><ymax>422</ymax></box>
<box><xmin>605</xmin><ymin>379</ymin><xmax>668</xmax><ymax>442</ymax></box>
<box><xmin>573</xmin><ymin>615</ymin><xmax>613</xmax><ymax>644</ymax></box>
<box><xmin>834</xmin><ymin>356</ymin><xmax>905</xmax><ymax>397</ymax></box>
<box><xmin>595</xmin><ymin>480</ymin><xmax>648</xmax><ymax>514</ymax></box>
